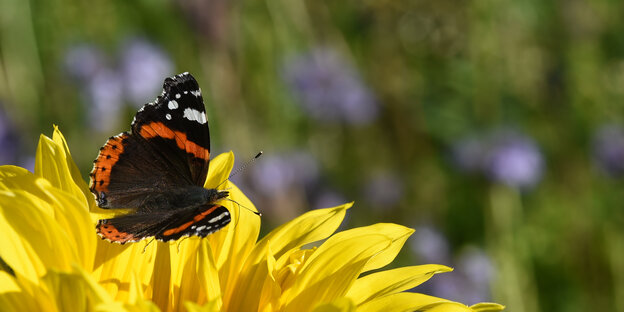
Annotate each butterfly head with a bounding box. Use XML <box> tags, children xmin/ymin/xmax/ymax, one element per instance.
<box><xmin>203</xmin><ymin>188</ymin><xmax>229</xmax><ymax>204</ymax></box>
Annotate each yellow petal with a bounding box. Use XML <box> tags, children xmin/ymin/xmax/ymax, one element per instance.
<box><xmin>51</xmin><ymin>126</ymin><xmax>96</xmax><ymax>211</ymax></box>
<box><xmin>184</xmin><ymin>300</ymin><xmax>220</xmax><ymax>312</ymax></box>
<box><xmin>124</xmin><ymin>300</ymin><xmax>160</xmax><ymax>312</ymax></box>
<box><xmin>258</xmin><ymin>242</ymin><xmax>281</xmax><ymax>312</ymax></box>
<box><xmin>41</xmin><ymin>265</ymin><xmax>116</xmax><ymax>312</ymax></box>
<box><xmin>0</xmin><ymin>188</ymin><xmax>84</xmax><ymax>283</ymax></box>
<box><xmin>196</xmin><ymin>242</ymin><xmax>222</xmax><ymax>308</ymax></box>
<box><xmin>203</xmin><ymin>151</ymin><xmax>235</xmax><ymax>190</ymax></box>
<box><xmin>34</xmin><ymin>129</ymin><xmax>88</xmax><ymax>207</ymax></box>
<box><xmin>151</xmin><ymin>242</ymin><xmax>173</xmax><ymax>311</ymax></box>
<box><xmin>92</xmin><ymin>241</ymin><xmax>155</xmax><ymax>301</ymax></box>
<box><xmin>257</xmin><ymin>203</ymin><xmax>352</xmax><ymax>264</ymax></box>
<box><xmin>0</xmin><ymin>271</ymin><xmax>44</xmax><ymax>311</ymax></box>
<box><xmin>347</xmin><ymin>264</ymin><xmax>453</xmax><ymax>305</ymax></box>
<box><xmin>469</xmin><ymin>303</ymin><xmax>506</xmax><ymax>312</ymax></box>
<box><xmin>203</xmin><ymin>153</ymin><xmax>261</xmax><ymax>296</ymax></box>
<box><xmin>312</xmin><ymin>297</ymin><xmax>356</xmax><ymax>312</ymax></box>
<box><xmin>39</xmin><ymin>182</ymin><xmax>96</xmax><ymax>271</ymax></box>
<box><xmin>0</xmin><ymin>167</ymin><xmax>96</xmax><ymax>271</ymax></box>
<box><xmin>357</xmin><ymin>292</ymin><xmax>463</xmax><ymax>312</ymax></box>
<box><xmin>282</xmin><ymin>234</ymin><xmax>392</xmax><ymax>311</ymax></box>
<box><xmin>0</xmin><ymin>166</ymin><xmax>34</xmax><ymax>191</ymax></box>
<box><xmin>212</xmin><ymin>181</ymin><xmax>261</xmax><ymax>309</ymax></box>
<box><xmin>359</xmin><ymin>223</ymin><xmax>414</xmax><ymax>272</ymax></box>
<box><xmin>170</xmin><ymin>239</ymin><xmax>209</xmax><ymax>310</ymax></box>
<box><xmin>125</xmin><ymin>273</ymin><xmax>160</xmax><ymax>312</ymax></box>
<box><xmin>226</xmin><ymin>203</ymin><xmax>350</xmax><ymax>311</ymax></box>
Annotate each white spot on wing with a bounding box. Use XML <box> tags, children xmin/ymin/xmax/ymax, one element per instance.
<box><xmin>183</xmin><ymin>108</ymin><xmax>207</xmax><ymax>124</ymax></box>
<box><xmin>191</xmin><ymin>90</ymin><xmax>201</xmax><ymax>97</ymax></box>
<box><xmin>168</xmin><ymin>100</ymin><xmax>178</xmax><ymax>110</ymax></box>
<box><xmin>175</xmin><ymin>93</ymin><xmax>181</xmax><ymax>99</ymax></box>
<box><xmin>209</xmin><ymin>211</ymin><xmax>229</xmax><ymax>223</ymax></box>
<box><xmin>166</xmin><ymin>114</ymin><xmax>172</xmax><ymax>120</ymax></box>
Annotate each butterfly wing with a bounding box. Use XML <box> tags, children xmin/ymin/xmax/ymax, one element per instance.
<box><xmin>90</xmin><ymin>73</ymin><xmax>211</xmax><ymax>209</ymax></box>
<box><xmin>96</xmin><ymin>204</ymin><xmax>231</xmax><ymax>243</ymax></box>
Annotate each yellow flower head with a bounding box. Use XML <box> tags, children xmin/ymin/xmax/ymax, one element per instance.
<box><xmin>0</xmin><ymin>127</ymin><xmax>504</xmax><ymax>312</ymax></box>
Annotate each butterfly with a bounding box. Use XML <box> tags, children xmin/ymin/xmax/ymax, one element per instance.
<box><xmin>89</xmin><ymin>72</ymin><xmax>231</xmax><ymax>244</ymax></box>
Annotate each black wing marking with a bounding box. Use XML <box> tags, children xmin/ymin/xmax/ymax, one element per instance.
<box><xmin>96</xmin><ymin>205</ymin><xmax>231</xmax><ymax>243</ymax></box>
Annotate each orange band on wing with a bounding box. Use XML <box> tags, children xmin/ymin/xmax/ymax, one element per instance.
<box><xmin>162</xmin><ymin>205</ymin><xmax>219</xmax><ymax>236</ymax></box>
<box><xmin>90</xmin><ymin>133</ymin><xmax>129</xmax><ymax>193</ymax></box>
<box><xmin>139</xmin><ymin>121</ymin><xmax>209</xmax><ymax>160</ymax></box>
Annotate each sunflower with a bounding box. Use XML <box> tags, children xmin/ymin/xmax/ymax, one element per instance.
<box><xmin>0</xmin><ymin>127</ymin><xmax>504</xmax><ymax>312</ymax></box>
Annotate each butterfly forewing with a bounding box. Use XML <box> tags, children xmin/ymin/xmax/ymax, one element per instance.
<box><xmin>90</xmin><ymin>73</ymin><xmax>211</xmax><ymax>208</ymax></box>
<box><xmin>89</xmin><ymin>72</ymin><xmax>231</xmax><ymax>243</ymax></box>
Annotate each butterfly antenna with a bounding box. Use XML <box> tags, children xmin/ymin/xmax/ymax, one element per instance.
<box><xmin>216</xmin><ymin>151</ymin><xmax>263</xmax><ymax>189</ymax></box>
<box><xmin>226</xmin><ymin>198</ymin><xmax>262</xmax><ymax>217</ymax></box>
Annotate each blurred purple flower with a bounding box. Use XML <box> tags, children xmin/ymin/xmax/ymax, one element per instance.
<box><xmin>312</xmin><ymin>188</ymin><xmax>347</xmax><ymax>210</ymax></box>
<box><xmin>458</xmin><ymin>247</ymin><xmax>494</xmax><ymax>293</ymax></box>
<box><xmin>362</xmin><ymin>172</ymin><xmax>404</xmax><ymax>208</ymax></box>
<box><xmin>0</xmin><ymin>108</ymin><xmax>20</xmax><ymax>165</ymax></box>
<box><xmin>87</xmin><ymin>68</ymin><xmax>124</xmax><ymax>132</ymax></box>
<box><xmin>283</xmin><ymin>48</ymin><xmax>378</xmax><ymax>125</ymax></box>
<box><xmin>592</xmin><ymin>124</ymin><xmax>624</xmax><ymax>176</ymax></box>
<box><xmin>119</xmin><ymin>38</ymin><xmax>173</xmax><ymax>107</ymax></box>
<box><xmin>451</xmin><ymin>130</ymin><xmax>544</xmax><ymax>189</ymax></box>
<box><xmin>63</xmin><ymin>44</ymin><xmax>106</xmax><ymax>81</ymax></box>
<box><xmin>426</xmin><ymin>247</ymin><xmax>494</xmax><ymax>305</ymax></box>
<box><xmin>250</xmin><ymin>151</ymin><xmax>320</xmax><ymax>196</ymax></box>
<box><xmin>485</xmin><ymin>131</ymin><xmax>543</xmax><ymax>189</ymax></box>
<box><xmin>63</xmin><ymin>38</ymin><xmax>172</xmax><ymax>132</ymax></box>
<box><xmin>410</xmin><ymin>225</ymin><xmax>451</xmax><ymax>264</ymax></box>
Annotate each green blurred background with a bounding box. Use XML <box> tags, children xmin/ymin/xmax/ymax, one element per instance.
<box><xmin>2</xmin><ymin>0</ymin><xmax>624</xmax><ymax>310</ymax></box>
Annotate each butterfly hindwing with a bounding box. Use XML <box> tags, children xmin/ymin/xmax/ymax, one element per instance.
<box><xmin>96</xmin><ymin>204</ymin><xmax>231</xmax><ymax>243</ymax></box>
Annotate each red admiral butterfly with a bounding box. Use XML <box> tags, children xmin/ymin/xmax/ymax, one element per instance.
<box><xmin>89</xmin><ymin>72</ymin><xmax>231</xmax><ymax>244</ymax></box>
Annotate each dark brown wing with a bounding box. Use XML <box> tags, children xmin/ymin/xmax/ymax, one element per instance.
<box><xmin>89</xmin><ymin>73</ymin><xmax>211</xmax><ymax>209</ymax></box>
<box><xmin>96</xmin><ymin>205</ymin><xmax>231</xmax><ymax>243</ymax></box>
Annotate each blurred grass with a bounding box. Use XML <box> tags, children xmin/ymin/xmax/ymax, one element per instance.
<box><xmin>2</xmin><ymin>0</ymin><xmax>624</xmax><ymax>310</ymax></box>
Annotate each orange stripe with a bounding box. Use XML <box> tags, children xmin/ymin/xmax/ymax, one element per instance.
<box><xmin>139</xmin><ymin>122</ymin><xmax>210</xmax><ymax>160</ymax></box>
<box><xmin>90</xmin><ymin>133</ymin><xmax>129</xmax><ymax>193</ymax></box>
<box><xmin>162</xmin><ymin>205</ymin><xmax>219</xmax><ymax>236</ymax></box>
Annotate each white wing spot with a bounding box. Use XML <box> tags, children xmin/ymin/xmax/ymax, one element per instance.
<box><xmin>168</xmin><ymin>100</ymin><xmax>179</xmax><ymax>110</ymax></box>
<box><xmin>183</xmin><ymin>108</ymin><xmax>207</xmax><ymax>124</ymax></box>
<box><xmin>191</xmin><ymin>90</ymin><xmax>201</xmax><ymax>97</ymax></box>
<box><xmin>209</xmin><ymin>211</ymin><xmax>229</xmax><ymax>223</ymax></box>
<box><xmin>175</xmin><ymin>93</ymin><xmax>181</xmax><ymax>99</ymax></box>
<box><xmin>196</xmin><ymin>225</ymin><xmax>207</xmax><ymax>232</ymax></box>
<box><xmin>166</xmin><ymin>113</ymin><xmax>172</xmax><ymax>120</ymax></box>
<box><xmin>184</xmin><ymin>91</ymin><xmax>188</xmax><ymax>94</ymax></box>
